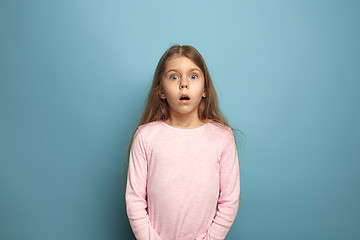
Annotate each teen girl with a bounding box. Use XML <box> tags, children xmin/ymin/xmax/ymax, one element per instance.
<box><xmin>126</xmin><ymin>45</ymin><xmax>240</xmax><ymax>240</ymax></box>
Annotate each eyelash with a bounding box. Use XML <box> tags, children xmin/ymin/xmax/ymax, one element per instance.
<box><xmin>190</xmin><ymin>74</ymin><xmax>198</xmax><ymax>79</ymax></box>
<box><xmin>170</xmin><ymin>75</ymin><xmax>179</xmax><ymax>80</ymax></box>
<box><xmin>169</xmin><ymin>74</ymin><xmax>198</xmax><ymax>80</ymax></box>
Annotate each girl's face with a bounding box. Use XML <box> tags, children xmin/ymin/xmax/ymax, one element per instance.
<box><xmin>159</xmin><ymin>56</ymin><xmax>206</xmax><ymax>119</ymax></box>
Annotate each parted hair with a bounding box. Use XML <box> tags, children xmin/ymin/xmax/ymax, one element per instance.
<box><xmin>122</xmin><ymin>44</ymin><xmax>246</xmax><ymax>191</ymax></box>
<box><xmin>138</xmin><ymin>44</ymin><xmax>229</xmax><ymax>127</ymax></box>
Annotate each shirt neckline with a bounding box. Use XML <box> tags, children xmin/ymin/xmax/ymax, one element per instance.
<box><xmin>159</xmin><ymin>120</ymin><xmax>209</xmax><ymax>131</ymax></box>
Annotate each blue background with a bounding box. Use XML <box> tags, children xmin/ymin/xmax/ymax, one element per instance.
<box><xmin>1</xmin><ymin>0</ymin><xmax>359</xmax><ymax>239</ymax></box>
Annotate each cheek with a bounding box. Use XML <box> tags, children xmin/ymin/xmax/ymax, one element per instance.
<box><xmin>195</xmin><ymin>80</ymin><xmax>206</xmax><ymax>93</ymax></box>
<box><xmin>198</xmin><ymin>76</ymin><xmax>205</xmax><ymax>88</ymax></box>
<box><xmin>160</xmin><ymin>81</ymin><xmax>171</xmax><ymax>96</ymax></box>
<box><xmin>162</xmin><ymin>85</ymin><xmax>177</xmax><ymax>99</ymax></box>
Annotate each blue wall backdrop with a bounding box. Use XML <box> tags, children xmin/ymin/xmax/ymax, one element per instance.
<box><xmin>1</xmin><ymin>0</ymin><xmax>359</xmax><ymax>239</ymax></box>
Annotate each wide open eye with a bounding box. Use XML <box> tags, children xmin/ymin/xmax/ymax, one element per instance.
<box><xmin>170</xmin><ymin>75</ymin><xmax>179</xmax><ymax>80</ymax></box>
<box><xmin>190</xmin><ymin>74</ymin><xmax>198</xmax><ymax>80</ymax></box>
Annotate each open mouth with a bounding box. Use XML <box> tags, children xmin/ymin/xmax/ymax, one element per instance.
<box><xmin>179</xmin><ymin>94</ymin><xmax>190</xmax><ymax>103</ymax></box>
<box><xmin>179</xmin><ymin>96</ymin><xmax>190</xmax><ymax>100</ymax></box>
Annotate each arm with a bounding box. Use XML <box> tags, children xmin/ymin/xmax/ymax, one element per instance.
<box><xmin>200</xmin><ymin>131</ymin><xmax>240</xmax><ymax>240</ymax></box>
<box><xmin>125</xmin><ymin>129</ymin><xmax>161</xmax><ymax>240</ymax></box>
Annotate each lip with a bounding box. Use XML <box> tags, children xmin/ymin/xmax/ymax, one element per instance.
<box><xmin>179</xmin><ymin>99</ymin><xmax>190</xmax><ymax>104</ymax></box>
<box><xmin>179</xmin><ymin>93</ymin><xmax>191</xmax><ymax>104</ymax></box>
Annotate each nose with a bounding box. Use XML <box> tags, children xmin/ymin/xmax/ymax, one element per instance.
<box><xmin>179</xmin><ymin>79</ymin><xmax>189</xmax><ymax>89</ymax></box>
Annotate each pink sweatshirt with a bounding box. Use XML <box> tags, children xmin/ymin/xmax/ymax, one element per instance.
<box><xmin>126</xmin><ymin>120</ymin><xmax>240</xmax><ymax>240</ymax></box>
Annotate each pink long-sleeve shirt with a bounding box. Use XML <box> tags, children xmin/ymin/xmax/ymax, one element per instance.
<box><xmin>126</xmin><ymin>120</ymin><xmax>240</xmax><ymax>240</ymax></box>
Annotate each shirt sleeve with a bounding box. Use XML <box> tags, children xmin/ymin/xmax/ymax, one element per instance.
<box><xmin>125</xmin><ymin>129</ymin><xmax>161</xmax><ymax>240</ymax></box>
<box><xmin>201</xmin><ymin>130</ymin><xmax>240</xmax><ymax>240</ymax></box>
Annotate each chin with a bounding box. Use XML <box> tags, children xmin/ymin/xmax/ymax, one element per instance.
<box><xmin>175</xmin><ymin>108</ymin><xmax>198</xmax><ymax>115</ymax></box>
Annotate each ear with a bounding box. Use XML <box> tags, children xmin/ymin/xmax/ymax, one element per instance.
<box><xmin>202</xmin><ymin>90</ymin><xmax>206</xmax><ymax>98</ymax></box>
<box><xmin>159</xmin><ymin>88</ymin><xmax>166</xmax><ymax>99</ymax></box>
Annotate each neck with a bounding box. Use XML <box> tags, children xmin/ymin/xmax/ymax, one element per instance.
<box><xmin>165</xmin><ymin>111</ymin><xmax>205</xmax><ymax>129</ymax></box>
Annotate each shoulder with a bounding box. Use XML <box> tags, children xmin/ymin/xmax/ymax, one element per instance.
<box><xmin>135</xmin><ymin>121</ymin><xmax>164</xmax><ymax>142</ymax></box>
<box><xmin>206</xmin><ymin>122</ymin><xmax>234</xmax><ymax>139</ymax></box>
<box><xmin>205</xmin><ymin>122</ymin><xmax>236</xmax><ymax>152</ymax></box>
<box><xmin>137</xmin><ymin>120</ymin><xmax>162</xmax><ymax>132</ymax></box>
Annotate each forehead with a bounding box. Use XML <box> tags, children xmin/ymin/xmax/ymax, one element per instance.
<box><xmin>165</xmin><ymin>56</ymin><xmax>201</xmax><ymax>72</ymax></box>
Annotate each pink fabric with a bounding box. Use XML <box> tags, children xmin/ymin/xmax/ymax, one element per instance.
<box><xmin>126</xmin><ymin>121</ymin><xmax>240</xmax><ymax>240</ymax></box>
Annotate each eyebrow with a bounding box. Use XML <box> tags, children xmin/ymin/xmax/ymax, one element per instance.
<box><xmin>165</xmin><ymin>68</ymin><xmax>202</xmax><ymax>74</ymax></box>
